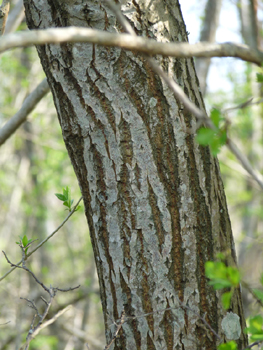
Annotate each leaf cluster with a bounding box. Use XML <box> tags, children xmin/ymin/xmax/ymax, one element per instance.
<box><xmin>206</xmin><ymin>259</ymin><xmax>263</xmax><ymax>349</ymax></box>
<box><xmin>55</xmin><ymin>186</ymin><xmax>80</xmax><ymax>212</ymax></box>
<box><xmin>16</xmin><ymin>235</ymin><xmax>34</xmax><ymax>255</ymax></box>
<box><xmin>196</xmin><ymin>108</ymin><xmax>227</xmax><ymax>156</ymax></box>
<box><xmin>205</xmin><ymin>259</ymin><xmax>240</xmax><ymax>309</ymax></box>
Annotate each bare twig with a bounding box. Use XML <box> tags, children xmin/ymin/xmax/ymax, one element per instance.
<box><xmin>0</xmin><ymin>78</ymin><xmax>50</xmax><ymax>146</ymax></box>
<box><xmin>20</xmin><ymin>298</ymin><xmax>41</xmax><ymax>318</ymax></box>
<box><xmin>20</xmin><ymin>305</ymin><xmax>72</xmax><ymax>350</ymax></box>
<box><xmin>241</xmin><ymin>280</ymin><xmax>263</xmax><ymax>308</ymax></box>
<box><xmin>226</xmin><ymin>139</ymin><xmax>263</xmax><ymax>190</ymax></box>
<box><xmin>4</xmin><ymin>245</ymin><xmax>79</xmax><ymax>350</ymax></box>
<box><xmin>3</xmin><ymin>250</ymin><xmax>50</xmax><ymax>292</ymax></box>
<box><xmin>224</xmin><ymin>97</ymin><xmax>254</xmax><ymax>112</ymax></box>
<box><xmin>104</xmin><ymin>310</ymin><xmax>126</xmax><ymax>350</ymax></box>
<box><xmin>30</xmin><ymin>305</ymin><xmax>72</xmax><ymax>338</ymax></box>
<box><xmin>0</xmin><ymin>26</ymin><xmax>262</xmax><ymax>64</ymax></box>
<box><xmin>0</xmin><ymin>196</ymin><xmax>83</xmax><ymax>282</ymax></box>
<box><xmin>245</xmin><ymin>340</ymin><xmax>263</xmax><ymax>349</ymax></box>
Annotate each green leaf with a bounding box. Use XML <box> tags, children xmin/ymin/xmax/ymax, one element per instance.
<box><xmin>55</xmin><ymin>193</ymin><xmax>67</xmax><ymax>201</ymax></box>
<box><xmin>218</xmin><ymin>341</ymin><xmax>237</xmax><ymax>350</ymax></box>
<box><xmin>227</xmin><ymin>267</ymin><xmax>240</xmax><ymax>286</ymax></box>
<box><xmin>208</xmin><ymin>280</ymin><xmax>233</xmax><ymax>290</ymax></box>
<box><xmin>63</xmin><ymin>202</ymin><xmax>70</xmax><ymax>208</ymax></box>
<box><xmin>211</xmin><ymin>130</ymin><xmax>227</xmax><ymax>156</ymax></box>
<box><xmin>250</xmin><ymin>334</ymin><xmax>263</xmax><ymax>341</ymax></box>
<box><xmin>205</xmin><ymin>261</ymin><xmax>239</xmax><ymax>290</ymax></box>
<box><xmin>245</xmin><ymin>315</ymin><xmax>263</xmax><ymax>341</ymax></box>
<box><xmin>219</xmin><ymin>130</ymin><xmax>227</xmax><ymax>145</ymax></box>
<box><xmin>210</xmin><ymin>108</ymin><xmax>222</xmax><ymax>128</ymax></box>
<box><xmin>221</xmin><ymin>291</ymin><xmax>232</xmax><ymax>309</ymax></box>
<box><xmin>256</xmin><ymin>73</ymin><xmax>263</xmax><ymax>83</ymax></box>
<box><xmin>196</xmin><ymin>127</ymin><xmax>227</xmax><ymax>156</ymax></box>
<box><xmin>75</xmin><ymin>205</ymin><xmax>81</xmax><ymax>212</ymax></box>
<box><xmin>63</xmin><ymin>186</ymin><xmax>69</xmax><ymax>199</ymax></box>
<box><xmin>206</xmin><ymin>261</ymin><xmax>232</xmax><ymax>289</ymax></box>
<box><xmin>22</xmin><ymin>235</ymin><xmax>28</xmax><ymax>247</ymax></box>
<box><xmin>196</xmin><ymin>128</ymin><xmax>215</xmax><ymax>145</ymax></box>
<box><xmin>205</xmin><ymin>261</ymin><xmax>227</xmax><ymax>279</ymax></box>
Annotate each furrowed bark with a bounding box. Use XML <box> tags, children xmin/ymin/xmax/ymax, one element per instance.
<box><xmin>23</xmin><ymin>0</ymin><xmax>247</xmax><ymax>349</ymax></box>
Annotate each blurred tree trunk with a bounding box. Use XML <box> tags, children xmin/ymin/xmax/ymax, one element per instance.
<box><xmin>238</xmin><ymin>0</ymin><xmax>259</xmax><ymax>50</ymax></box>
<box><xmin>237</xmin><ymin>0</ymin><xmax>263</xmax><ymax>316</ymax></box>
<box><xmin>195</xmin><ymin>0</ymin><xmax>222</xmax><ymax>95</ymax></box>
<box><xmin>24</xmin><ymin>0</ymin><xmax>247</xmax><ymax>349</ymax></box>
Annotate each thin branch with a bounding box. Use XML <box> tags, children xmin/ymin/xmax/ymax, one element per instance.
<box><xmin>104</xmin><ymin>310</ymin><xmax>126</xmax><ymax>350</ymax></box>
<box><xmin>0</xmin><ymin>26</ymin><xmax>262</xmax><ymax>64</ymax></box>
<box><xmin>241</xmin><ymin>280</ymin><xmax>263</xmax><ymax>308</ymax></box>
<box><xmin>20</xmin><ymin>304</ymin><xmax>72</xmax><ymax>350</ymax></box>
<box><xmin>0</xmin><ymin>78</ymin><xmax>50</xmax><ymax>146</ymax></box>
<box><xmin>3</xmin><ymin>250</ymin><xmax>50</xmax><ymax>292</ymax></box>
<box><xmin>31</xmin><ymin>305</ymin><xmax>72</xmax><ymax>338</ymax></box>
<box><xmin>245</xmin><ymin>340</ymin><xmax>263</xmax><ymax>349</ymax></box>
<box><xmin>226</xmin><ymin>139</ymin><xmax>263</xmax><ymax>190</ymax></box>
<box><xmin>0</xmin><ymin>196</ymin><xmax>83</xmax><ymax>282</ymax></box>
<box><xmin>222</xmin><ymin>96</ymin><xmax>263</xmax><ymax>115</ymax></box>
<box><xmin>4</xmin><ymin>243</ymin><xmax>79</xmax><ymax>350</ymax></box>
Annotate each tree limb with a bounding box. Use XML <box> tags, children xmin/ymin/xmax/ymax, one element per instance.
<box><xmin>0</xmin><ymin>196</ymin><xmax>83</xmax><ymax>282</ymax></box>
<box><xmin>0</xmin><ymin>78</ymin><xmax>50</xmax><ymax>146</ymax></box>
<box><xmin>0</xmin><ymin>26</ymin><xmax>262</xmax><ymax>65</ymax></box>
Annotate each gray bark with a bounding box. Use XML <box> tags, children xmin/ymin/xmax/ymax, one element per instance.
<box><xmin>23</xmin><ymin>0</ymin><xmax>247</xmax><ymax>349</ymax></box>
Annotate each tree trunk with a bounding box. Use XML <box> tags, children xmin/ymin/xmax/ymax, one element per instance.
<box><xmin>23</xmin><ymin>1</ymin><xmax>247</xmax><ymax>349</ymax></box>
